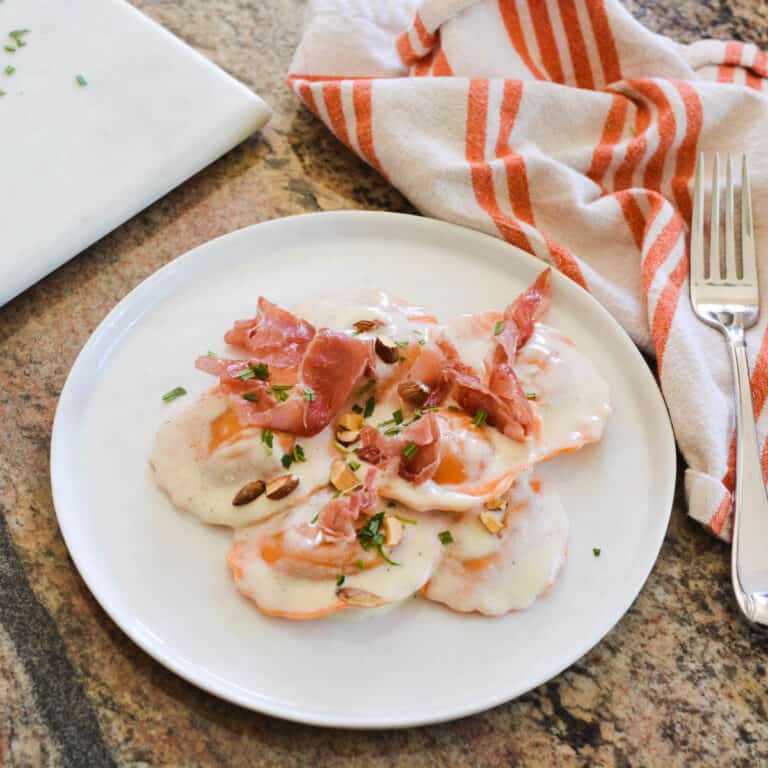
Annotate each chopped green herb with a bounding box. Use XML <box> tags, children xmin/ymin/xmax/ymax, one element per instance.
<box><xmin>364</xmin><ymin>395</ymin><xmax>375</xmax><ymax>418</ymax></box>
<box><xmin>356</xmin><ymin>559</ymin><xmax>365</xmax><ymax>571</ymax></box>
<box><xmin>242</xmin><ymin>392</ymin><xmax>259</xmax><ymax>402</ymax></box>
<box><xmin>271</xmin><ymin>384</ymin><xmax>292</xmax><ymax>402</ymax></box>
<box><xmin>303</xmin><ymin>386</ymin><xmax>316</xmax><ymax>402</ymax></box>
<box><xmin>395</xmin><ymin>340</ymin><xmax>410</xmax><ymax>348</ymax></box>
<box><xmin>161</xmin><ymin>386</ymin><xmax>187</xmax><ymax>402</ymax></box>
<box><xmin>261</xmin><ymin>429</ymin><xmax>274</xmax><ymax>453</ymax></box>
<box><xmin>348</xmin><ymin>460</ymin><xmax>361</xmax><ymax>471</ymax></box>
<box><xmin>75</xmin><ymin>73</ymin><xmax>88</xmax><ymax>87</ymax></box>
<box><xmin>426</xmin><ymin>406</ymin><xmax>440</xmax><ymax>412</ymax></box>
<box><xmin>384</xmin><ymin>426</ymin><xmax>401</xmax><ymax>436</ymax></box>
<box><xmin>333</xmin><ymin>441</ymin><xmax>355</xmax><ymax>454</ymax></box>
<box><xmin>281</xmin><ymin>453</ymin><xmax>293</xmax><ymax>469</ymax></box>
<box><xmin>4</xmin><ymin>45</ymin><xmax>14</xmax><ymax>53</ymax></box>
<box><xmin>527</xmin><ymin>392</ymin><xmax>537</xmax><ymax>400</ymax></box>
<box><xmin>238</xmin><ymin>362</ymin><xmax>270</xmax><ymax>381</ymax></box>
<box><xmin>448</xmin><ymin>405</ymin><xmax>462</xmax><ymax>412</ymax></box>
<box><xmin>357</xmin><ymin>511</ymin><xmax>399</xmax><ymax>565</ymax></box>
<box><xmin>0</xmin><ymin>89</ymin><xmax>5</xmax><ymax>97</ymax></box>
<box><xmin>393</xmin><ymin>409</ymin><xmax>403</xmax><ymax>424</ymax></box>
<box><xmin>310</xmin><ymin>512</ymin><xmax>319</xmax><ymax>524</ymax></box>
<box><xmin>206</xmin><ymin>350</ymin><xmax>218</xmax><ymax>358</ymax></box>
<box><xmin>473</xmin><ymin>408</ymin><xmax>488</xmax><ymax>427</ymax></box>
<box><xmin>417</xmin><ymin>338</ymin><xmax>426</xmax><ymax>346</ymax></box>
<box><xmin>395</xmin><ymin>514</ymin><xmax>418</xmax><ymax>525</ymax></box>
<box><xmin>399</xmin><ymin>355</ymin><xmax>406</xmax><ymax>362</ymax></box>
<box><xmin>593</xmin><ymin>547</ymin><xmax>601</xmax><ymax>557</ymax></box>
<box><xmin>493</xmin><ymin>320</ymin><xmax>505</xmax><ymax>336</ymax></box>
<box><xmin>352</xmin><ymin>403</ymin><xmax>364</xmax><ymax>414</ymax></box>
<box><xmin>292</xmin><ymin>444</ymin><xmax>306</xmax><ymax>463</ymax></box>
<box><xmin>336</xmin><ymin>574</ymin><xmax>345</xmax><ymax>587</ymax></box>
<box><xmin>354</xmin><ymin>380</ymin><xmax>375</xmax><ymax>397</ymax></box>
<box><xmin>9</xmin><ymin>30</ymin><xmax>29</xmax><ymax>46</ymax></box>
<box><xmin>4</xmin><ymin>65</ymin><xmax>14</xmax><ymax>75</ymax></box>
<box><xmin>403</xmin><ymin>441</ymin><xmax>418</xmax><ymax>460</ymax></box>
<box><xmin>438</xmin><ymin>530</ymin><xmax>454</xmax><ymax>546</ymax></box>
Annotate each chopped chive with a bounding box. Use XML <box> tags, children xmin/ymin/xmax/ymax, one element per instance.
<box><xmin>363</xmin><ymin>395</ymin><xmax>375</xmax><ymax>418</ymax></box>
<box><xmin>161</xmin><ymin>386</ymin><xmax>187</xmax><ymax>402</ymax></box>
<box><xmin>9</xmin><ymin>29</ymin><xmax>29</xmax><ymax>44</ymax></box>
<box><xmin>593</xmin><ymin>547</ymin><xmax>601</xmax><ymax>557</ymax></box>
<box><xmin>310</xmin><ymin>512</ymin><xmax>319</xmax><ymax>524</ymax></box>
<box><xmin>206</xmin><ymin>350</ymin><xmax>218</xmax><ymax>358</ymax></box>
<box><xmin>261</xmin><ymin>429</ymin><xmax>274</xmax><ymax>453</ymax></box>
<box><xmin>271</xmin><ymin>384</ymin><xmax>292</xmax><ymax>402</ymax></box>
<box><xmin>5</xmin><ymin>65</ymin><xmax>14</xmax><ymax>75</ymax></box>
<box><xmin>376</xmin><ymin>541</ymin><xmax>400</xmax><ymax>566</ymax></box>
<box><xmin>438</xmin><ymin>530</ymin><xmax>454</xmax><ymax>546</ymax></box>
<box><xmin>417</xmin><ymin>338</ymin><xmax>426</xmax><ymax>346</ymax></box>
<box><xmin>336</xmin><ymin>574</ymin><xmax>345</xmax><ymax>587</ymax></box>
<box><xmin>242</xmin><ymin>392</ymin><xmax>259</xmax><ymax>402</ymax></box>
<box><xmin>354</xmin><ymin>380</ymin><xmax>375</xmax><ymax>397</ymax></box>
<box><xmin>395</xmin><ymin>514</ymin><xmax>418</xmax><ymax>525</ymax></box>
<box><xmin>493</xmin><ymin>320</ymin><xmax>505</xmax><ymax>336</ymax></box>
<box><xmin>4</xmin><ymin>46</ymin><xmax>14</xmax><ymax>53</ymax></box>
<box><xmin>384</xmin><ymin>426</ymin><xmax>401</xmax><ymax>436</ymax></box>
<box><xmin>393</xmin><ymin>409</ymin><xmax>403</xmax><ymax>425</ymax></box>
<box><xmin>473</xmin><ymin>408</ymin><xmax>488</xmax><ymax>427</ymax></box>
<box><xmin>334</xmin><ymin>441</ymin><xmax>355</xmax><ymax>454</ymax></box>
<box><xmin>356</xmin><ymin>559</ymin><xmax>365</xmax><ymax>570</ymax></box>
<box><xmin>252</xmin><ymin>363</ymin><xmax>269</xmax><ymax>380</ymax></box>
<box><xmin>75</xmin><ymin>74</ymin><xmax>88</xmax><ymax>87</ymax></box>
<box><xmin>527</xmin><ymin>392</ymin><xmax>537</xmax><ymax>400</ymax></box>
<box><xmin>403</xmin><ymin>441</ymin><xmax>418</xmax><ymax>460</ymax></box>
<box><xmin>426</xmin><ymin>406</ymin><xmax>440</xmax><ymax>412</ymax></box>
<box><xmin>395</xmin><ymin>340</ymin><xmax>409</xmax><ymax>348</ymax></box>
<box><xmin>348</xmin><ymin>460</ymin><xmax>361</xmax><ymax>471</ymax></box>
<box><xmin>303</xmin><ymin>386</ymin><xmax>316</xmax><ymax>402</ymax></box>
<box><xmin>0</xmin><ymin>90</ymin><xmax>5</xmax><ymax>97</ymax></box>
<box><xmin>292</xmin><ymin>444</ymin><xmax>306</xmax><ymax>463</ymax></box>
<box><xmin>281</xmin><ymin>453</ymin><xmax>293</xmax><ymax>469</ymax></box>
<box><xmin>399</xmin><ymin>355</ymin><xmax>406</xmax><ymax>362</ymax></box>
<box><xmin>448</xmin><ymin>405</ymin><xmax>462</xmax><ymax>412</ymax></box>
<box><xmin>352</xmin><ymin>403</ymin><xmax>363</xmax><ymax>414</ymax></box>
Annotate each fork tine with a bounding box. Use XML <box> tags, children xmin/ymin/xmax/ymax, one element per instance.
<box><xmin>741</xmin><ymin>154</ymin><xmax>757</xmax><ymax>287</ymax></box>
<box><xmin>725</xmin><ymin>154</ymin><xmax>738</xmax><ymax>282</ymax></box>
<box><xmin>710</xmin><ymin>153</ymin><xmax>721</xmax><ymax>281</ymax></box>
<box><xmin>690</xmin><ymin>152</ymin><xmax>707</xmax><ymax>286</ymax></box>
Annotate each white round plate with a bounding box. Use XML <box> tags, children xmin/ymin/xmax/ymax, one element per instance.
<box><xmin>52</xmin><ymin>212</ymin><xmax>675</xmax><ymax>728</ymax></box>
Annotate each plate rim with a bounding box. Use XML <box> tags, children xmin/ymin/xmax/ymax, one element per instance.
<box><xmin>50</xmin><ymin>210</ymin><xmax>676</xmax><ymax>728</ymax></box>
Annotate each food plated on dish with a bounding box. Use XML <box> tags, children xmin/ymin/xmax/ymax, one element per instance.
<box><xmin>151</xmin><ymin>269</ymin><xmax>611</xmax><ymax>620</ymax></box>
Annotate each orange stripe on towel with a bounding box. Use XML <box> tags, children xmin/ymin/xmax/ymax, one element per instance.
<box><xmin>353</xmin><ymin>80</ymin><xmax>384</xmax><ymax>175</ymax></box>
<box><xmin>587</xmin><ymin>0</ymin><xmax>622</xmax><ymax>84</ymax></box>
<box><xmin>322</xmin><ymin>82</ymin><xmax>351</xmax><ymax>147</ymax></box>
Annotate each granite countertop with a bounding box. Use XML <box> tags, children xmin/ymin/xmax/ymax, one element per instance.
<box><xmin>2</xmin><ymin>1</ymin><xmax>768</xmax><ymax>766</ymax></box>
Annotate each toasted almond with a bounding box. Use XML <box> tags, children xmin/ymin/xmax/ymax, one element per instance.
<box><xmin>265</xmin><ymin>474</ymin><xmax>299</xmax><ymax>500</ymax></box>
<box><xmin>480</xmin><ymin>511</ymin><xmax>504</xmax><ymax>535</ymax></box>
<box><xmin>335</xmin><ymin>428</ymin><xmax>361</xmax><ymax>446</ymax></box>
<box><xmin>382</xmin><ymin>515</ymin><xmax>404</xmax><ymax>547</ymax></box>
<box><xmin>484</xmin><ymin>497</ymin><xmax>507</xmax><ymax>512</ymax></box>
<box><xmin>232</xmin><ymin>480</ymin><xmax>266</xmax><ymax>506</ymax></box>
<box><xmin>353</xmin><ymin>319</ymin><xmax>384</xmax><ymax>334</ymax></box>
<box><xmin>336</xmin><ymin>587</ymin><xmax>387</xmax><ymax>608</ymax></box>
<box><xmin>375</xmin><ymin>334</ymin><xmax>400</xmax><ymax>364</ymax></box>
<box><xmin>397</xmin><ymin>379</ymin><xmax>430</xmax><ymax>406</ymax></box>
<box><xmin>339</xmin><ymin>412</ymin><xmax>364</xmax><ymax>431</ymax></box>
<box><xmin>330</xmin><ymin>459</ymin><xmax>361</xmax><ymax>493</ymax></box>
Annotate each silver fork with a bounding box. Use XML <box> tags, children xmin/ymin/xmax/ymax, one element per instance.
<box><xmin>691</xmin><ymin>153</ymin><xmax>768</xmax><ymax>625</ymax></box>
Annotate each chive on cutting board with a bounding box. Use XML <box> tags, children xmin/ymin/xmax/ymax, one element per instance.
<box><xmin>0</xmin><ymin>0</ymin><xmax>271</xmax><ymax>307</ymax></box>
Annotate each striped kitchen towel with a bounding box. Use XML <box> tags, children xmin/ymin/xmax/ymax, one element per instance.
<box><xmin>288</xmin><ymin>0</ymin><xmax>768</xmax><ymax>540</ymax></box>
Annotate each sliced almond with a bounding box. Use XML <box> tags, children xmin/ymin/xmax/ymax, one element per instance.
<box><xmin>265</xmin><ymin>474</ymin><xmax>299</xmax><ymax>500</ymax></box>
<box><xmin>339</xmin><ymin>412</ymin><xmax>364</xmax><ymax>431</ymax></box>
<box><xmin>330</xmin><ymin>459</ymin><xmax>361</xmax><ymax>493</ymax></box>
<box><xmin>353</xmin><ymin>319</ymin><xmax>383</xmax><ymax>334</ymax></box>
<box><xmin>335</xmin><ymin>428</ymin><xmax>361</xmax><ymax>446</ymax></box>
<box><xmin>397</xmin><ymin>379</ymin><xmax>430</xmax><ymax>406</ymax></box>
<box><xmin>336</xmin><ymin>587</ymin><xmax>387</xmax><ymax>608</ymax></box>
<box><xmin>484</xmin><ymin>497</ymin><xmax>507</xmax><ymax>513</ymax></box>
<box><xmin>232</xmin><ymin>480</ymin><xmax>266</xmax><ymax>506</ymax></box>
<box><xmin>375</xmin><ymin>334</ymin><xmax>400</xmax><ymax>364</ymax></box>
<box><xmin>382</xmin><ymin>515</ymin><xmax>404</xmax><ymax>547</ymax></box>
<box><xmin>480</xmin><ymin>511</ymin><xmax>504</xmax><ymax>535</ymax></box>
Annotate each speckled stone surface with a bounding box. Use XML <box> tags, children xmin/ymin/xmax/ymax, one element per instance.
<box><xmin>2</xmin><ymin>1</ymin><xmax>768</xmax><ymax>766</ymax></box>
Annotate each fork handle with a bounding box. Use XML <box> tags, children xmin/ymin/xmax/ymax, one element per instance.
<box><xmin>728</xmin><ymin>329</ymin><xmax>768</xmax><ymax>624</ymax></box>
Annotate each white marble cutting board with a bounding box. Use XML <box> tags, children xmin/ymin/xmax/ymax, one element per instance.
<box><xmin>0</xmin><ymin>0</ymin><xmax>271</xmax><ymax>307</ymax></box>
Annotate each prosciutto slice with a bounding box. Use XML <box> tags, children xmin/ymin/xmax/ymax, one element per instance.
<box><xmin>357</xmin><ymin>412</ymin><xmax>441</xmax><ymax>484</ymax></box>
<box><xmin>401</xmin><ymin>343</ymin><xmax>452</xmax><ymax>408</ymax></box>
<box><xmin>317</xmin><ymin>469</ymin><xmax>378</xmax><ymax>542</ymax></box>
<box><xmin>223</xmin><ymin>297</ymin><xmax>316</xmax><ymax>368</ymax></box>
<box><xmin>197</xmin><ymin>330</ymin><xmax>374</xmax><ymax>436</ymax></box>
<box><xmin>495</xmin><ymin>268</ymin><xmax>552</xmax><ymax>359</ymax></box>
